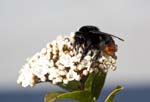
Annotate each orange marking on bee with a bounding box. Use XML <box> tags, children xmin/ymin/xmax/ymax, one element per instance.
<box><xmin>104</xmin><ymin>43</ymin><xmax>117</xmax><ymax>56</ymax></box>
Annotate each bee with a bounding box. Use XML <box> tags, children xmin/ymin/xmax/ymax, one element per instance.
<box><xmin>74</xmin><ymin>25</ymin><xmax>124</xmax><ymax>61</ymax></box>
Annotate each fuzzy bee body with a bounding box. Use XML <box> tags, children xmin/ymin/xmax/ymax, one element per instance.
<box><xmin>74</xmin><ymin>25</ymin><xmax>123</xmax><ymax>61</ymax></box>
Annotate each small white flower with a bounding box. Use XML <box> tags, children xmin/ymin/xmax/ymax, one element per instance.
<box><xmin>71</xmin><ymin>65</ymin><xmax>77</xmax><ymax>70</ymax></box>
<box><xmin>104</xmin><ymin>69</ymin><xmax>108</xmax><ymax>73</ymax></box>
<box><xmin>89</xmin><ymin>68</ymin><xmax>94</xmax><ymax>73</ymax></box>
<box><xmin>75</xmin><ymin>75</ymin><xmax>81</xmax><ymax>81</ymax></box>
<box><xmin>47</xmin><ymin>47</ymin><xmax>52</xmax><ymax>53</ymax></box>
<box><xmin>48</xmin><ymin>67</ymin><xmax>60</xmax><ymax>79</ymax></box>
<box><xmin>81</xmin><ymin>59</ymin><xmax>92</xmax><ymax>69</ymax></box>
<box><xmin>51</xmin><ymin>40</ymin><xmax>57</xmax><ymax>46</ymax></box>
<box><xmin>82</xmin><ymin>70</ymin><xmax>88</xmax><ymax>76</ymax></box>
<box><xmin>69</xmin><ymin>51</ymin><xmax>74</xmax><ymax>56</ymax></box>
<box><xmin>111</xmin><ymin>58</ymin><xmax>116</xmax><ymax>64</ymax></box>
<box><xmin>111</xmin><ymin>65</ymin><xmax>117</xmax><ymax>71</ymax></box>
<box><xmin>41</xmin><ymin>48</ymin><xmax>47</xmax><ymax>54</ymax></box>
<box><xmin>48</xmin><ymin>60</ymin><xmax>54</xmax><ymax>67</ymax></box>
<box><xmin>37</xmin><ymin>58</ymin><xmax>49</xmax><ymax>66</ymax></box>
<box><xmin>77</xmin><ymin>64</ymin><xmax>84</xmax><ymax>70</ymax></box>
<box><xmin>84</xmin><ymin>55</ymin><xmax>92</xmax><ymax>61</ymax></box>
<box><xmin>33</xmin><ymin>53</ymin><xmax>40</xmax><ymax>59</ymax></box>
<box><xmin>31</xmin><ymin>66</ymin><xmax>49</xmax><ymax>79</ymax></box>
<box><xmin>66</xmin><ymin>70</ymin><xmax>78</xmax><ymax>81</ymax></box>
<box><xmin>70</xmin><ymin>32</ymin><xmax>75</xmax><ymax>38</ymax></box>
<box><xmin>40</xmin><ymin>76</ymin><xmax>46</xmax><ymax>82</ymax></box>
<box><xmin>57</xmin><ymin>42</ymin><xmax>64</xmax><ymax>51</ymax></box>
<box><xmin>99</xmin><ymin>56</ymin><xmax>106</xmax><ymax>63</ymax></box>
<box><xmin>52</xmin><ymin>49</ymin><xmax>58</xmax><ymax>55</ymax></box>
<box><xmin>59</xmin><ymin>53</ymin><xmax>72</xmax><ymax>67</ymax></box>
<box><xmin>52</xmin><ymin>79</ymin><xmax>57</xmax><ymax>84</ymax></box>
<box><xmin>56</xmin><ymin>35</ymin><xmax>63</xmax><ymax>41</ymax></box>
<box><xmin>99</xmin><ymin>64</ymin><xmax>105</xmax><ymax>69</ymax></box>
<box><xmin>17</xmin><ymin>64</ymin><xmax>35</xmax><ymax>87</ymax></box>
<box><xmin>63</xmin><ymin>79</ymin><xmax>69</xmax><ymax>84</ymax></box>
<box><xmin>72</xmin><ymin>56</ymin><xmax>80</xmax><ymax>62</ymax></box>
<box><xmin>59</xmin><ymin>70</ymin><xmax>67</xmax><ymax>76</ymax></box>
<box><xmin>48</xmin><ymin>75</ymin><xmax>54</xmax><ymax>80</ymax></box>
<box><xmin>55</xmin><ymin>77</ymin><xmax>63</xmax><ymax>83</ymax></box>
<box><xmin>105</xmin><ymin>61</ymin><xmax>111</xmax><ymax>65</ymax></box>
<box><xmin>76</xmin><ymin>53</ymin><xmax>82</xmax><ymax>59</ymax></box>
<box><xmin>52</xmin><ymin>55</ymin><xmax>58</xmax><ymax>60</ymax></box>
<box><xmin>46</xmin><ymin>43</ymin><xmax>51</xmax><ymax>48</ymax></box>
<box><xmin>58</xmin><ymin>64</ymin><xmax>65</xmax><ymax>70</ymax></box>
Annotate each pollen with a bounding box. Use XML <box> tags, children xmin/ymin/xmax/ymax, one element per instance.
<box><xmin>104</xmin><ymin>43</ymin><xmax>117</xmax><ymax>57</ymax></box>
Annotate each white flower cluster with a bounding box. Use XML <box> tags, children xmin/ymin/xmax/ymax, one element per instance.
<box><xmin>17</xmin><ymin>32</ymin><xmax>117</xmax><ymax>87</ymax></box>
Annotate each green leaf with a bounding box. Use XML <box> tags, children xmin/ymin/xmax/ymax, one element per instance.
<box><xmin>92</xmin><ymin>72</ymin><xmax>107</xmax><ymax>99</ymax></box>
<box><xmin>56</xmin><ymin>90</ymin><xmax>93</xmax><ymax>102</ymax></box>
<box><xmin>58</xmin><ymin>80</ymin><xmax>82</xmax><ymax>91</ymax></box>
<box><xmin>85</xmin><ymin>73</ymin><xmax>95</xmax><ymax>91</ymax></box>
<box><xmin>45</xmin><ymin>91</ymin><xmax>65</xmax><ymax>102</ymax></box>
<box><xmin>105</xmin><ymin>85</ymin><xmax>124</xmax><ymax>102</ymax></box>
<box><xmin>45</xmin><ymin>90</ymin><xmax>93</xmax><ymax>102</ymax></box>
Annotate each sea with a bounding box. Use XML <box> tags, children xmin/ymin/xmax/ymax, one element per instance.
<box><xmin>0</xmin><ymin>85</ymin><xmax>150</xmax><ymax>102</ymax></box>
<box><xmin>0</xmin><ymin>83</ymin><xmax>150</xmax><ymax>102</ymax></box>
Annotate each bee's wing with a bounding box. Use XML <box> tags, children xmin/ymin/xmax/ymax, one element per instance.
<box><xmin>90</xmin><ymin>31</ymin><xmax>124</xmax><ymax>41</ymax></box>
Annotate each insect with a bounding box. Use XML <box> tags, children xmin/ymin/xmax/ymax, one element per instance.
<box><xmin>74</xmin><ymin>25</ymin><xmax>124</xmax><ymax>61</ymax></box>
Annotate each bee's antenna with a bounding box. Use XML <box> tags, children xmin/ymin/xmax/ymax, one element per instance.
<box><xmin>108</xmin><ymin>34</ymin><xmax>124</xmax><ymax>41</ymax></box>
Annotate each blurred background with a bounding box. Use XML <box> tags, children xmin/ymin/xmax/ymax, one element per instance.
<box><xmin>0</xmin><ymin>0</ymin><xmax>150</xmax><ymax>102</ymax></box>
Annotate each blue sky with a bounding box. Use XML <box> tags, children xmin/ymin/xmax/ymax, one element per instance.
<box><xmin>0</xmin><ymin>0</ymin><xmax>150</xmax><ymax>89</ymax></box>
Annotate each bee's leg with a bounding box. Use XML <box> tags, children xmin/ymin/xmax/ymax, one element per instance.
<box><xmin>73</xmin><ymin>33</ymin><xmax>85</xmax><ymax>52</ymax></box>
<box><xmin>80</xmin><ymin>46</ymin><xmax>90</xmax><ymax>61</ymax></box>
<box><xmin>80</xmin><ymin>41</ymin><xmax>92</xmax><ymax>61</ymax></box>
<box><xmin>95</xmin><ymin>41</ymin><xmax>106</xmax><ymax>59</ymax></box>
<box><xmin>90</xmin><ymin>41</ymin><xmax>106</xmax><ymax>67</ymax></box>
<box><xmin>73</xmin><ymin>36</ymin><xmax>81</xmax><ymax>52</ymax></box>
<box><xmin>73</xmin><ymin>40</ymin><xmax>78</xmax><ymax>51</ymax></box>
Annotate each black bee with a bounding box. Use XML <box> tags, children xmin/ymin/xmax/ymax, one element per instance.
<box><xmin>74</xmin><ymin>25</ymin><xmax>124</xmax><ymax>61</ymax></box>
